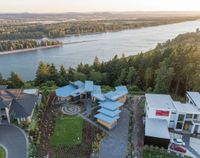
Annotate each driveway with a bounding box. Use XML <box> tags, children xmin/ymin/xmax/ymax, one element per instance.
<box><xmin>0</xmin><ymin>124</ymin><xmax>28</xmax><ymax>158</ymax></box>
<box><xmin>98</xmin><ymin>109</ymin><xmax>130</xmax><ymax>158</ymax></box>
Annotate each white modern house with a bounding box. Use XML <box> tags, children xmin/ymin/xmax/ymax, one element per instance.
<box><xmin>145</xmin><ymin>93</ymin><xmax>200</xmax><ymax>134</ymax></box>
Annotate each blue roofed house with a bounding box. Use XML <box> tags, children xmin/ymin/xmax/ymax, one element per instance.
<box><xmin>55</xmin><ymin>81</ymin><xmax>128</xmax><ymax>129</ymax></box>
<box><xmin>94</xmin><ymin>86</ymin><xmax>128</xmax><ymax>129</ymax></box>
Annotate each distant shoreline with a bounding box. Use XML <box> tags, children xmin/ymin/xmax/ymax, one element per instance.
<box><xmin>0</xmin><ymin>44</ymin><xmax>62</xmax><ymax>56</ymax></box>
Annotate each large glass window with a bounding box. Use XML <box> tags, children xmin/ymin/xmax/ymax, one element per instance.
<box><xmin>178</xmin><ymin>114</ymin><xmax>185</xmax><ymax>122</ymax></box>
<box><xmin>176</xmin><ymin>122</ymin><xmax>183</xmax><ymax>129</ymax></box>
<box><xmin>186</xmin><ymin>114</ymin><xmax>193</xmax><ymax>119</ymax></box>
<box><xmin>194</xmin><ymin>114</ymin><xmax>198</xmax><ymax>120</ymax></box>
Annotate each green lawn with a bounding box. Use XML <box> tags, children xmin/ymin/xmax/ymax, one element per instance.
<box><xmin>0</xmin><ymin>147</ymin><xmax>5</xmax><ymax>158</ymax></box>
<box><xmin>50</xmin><ymin>116</ymin><xmax>83</xmax><ymax>146</ymax></box>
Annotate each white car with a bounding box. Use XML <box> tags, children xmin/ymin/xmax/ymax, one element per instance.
<box><xmin>171</xmin><ymin>138</ymin><xmax>185</xmax><ymax>146</ymax></box>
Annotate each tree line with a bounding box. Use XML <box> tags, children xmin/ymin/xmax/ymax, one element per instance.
<box><xmin>0</xmin><ymin>40</ymin><xmax>62</xmax><ymax>52</ymax></box>
<box><xmin>0</xmin><ymin>17</ymin><xmax>200</xmax><ymax>40</ymax></box>
<box><xmin>0</xmin><ymin>31</ymin><xmax>200</xmax><ymax>96</ymax></box>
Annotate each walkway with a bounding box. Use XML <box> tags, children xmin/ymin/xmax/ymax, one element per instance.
<box><xmin>0</xmin><ymin>124</ymin><xmax>28</xmax><ymax>158</ymax></box>
<box><xmin>98</xmin><ymin>109</ymin><xmax>130</xmax><ymax>158</ymax></box>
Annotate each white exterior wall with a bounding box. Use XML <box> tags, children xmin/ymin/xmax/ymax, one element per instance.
<box><xmin>145</xmin><ymin>101</ymin><xmax>174</xmax><ymax>127</ymax></box>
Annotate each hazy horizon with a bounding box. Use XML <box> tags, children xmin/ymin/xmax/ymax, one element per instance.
<box><xmin>1</xmin><ymin>0</ymin><xmax>200</xmax><ymax>13</ymax></box>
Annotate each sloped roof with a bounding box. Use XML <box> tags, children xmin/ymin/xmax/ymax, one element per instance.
<box><xmin>9</xmin><ymin>94</ymin><xmax>38</xmax><ymax>118</ymax></box>
<box><xmin>85</xmin><ymin>80</ymin><xmax>94</xmax><ymax>92</ymax></box>
<box><xmin>115</xmin><ymin>86</ymin><xmax>128</xmax><ymax>94</ymax></box>
<box><xmin>95</xmin><ymin>113</ymin><xmax>120</xmax><ymax>124</ymax></box>
<box><xmin>74</xmin><ymin>80</ymin><xmax>85</xmax><ymax>89</ymax></box>
<box><xmin>187</xmin><ymin>92</ymin><xmax>200</xmax><ymax>109</ymax></box>
<box><xmin>0</xmin><ymin>85</ymin><xmax>8</xmax><ymax>90</ymax></box>
<box><xmin>98</xmin><ymin>108</ymin><xmax>121</xmax><ymax>117</ymax></box>
<box><xmin>99</xmin><ymin>101</ymin><xmax>123</xmax><ymax>111</ymax></box>
<box><xmin>56</xmin><ymin>85</ymin><xmax>76</xmax><ymax>97</ymax></box>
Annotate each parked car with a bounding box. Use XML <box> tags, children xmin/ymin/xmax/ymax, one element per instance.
<box><xmin>171</xmin><ymin>138</ymin><xmax>185</xmax><ymax>146</ymax></box>
<box><xmin>169</xmin><ymin>143</ymin><xmax>187</xmax><ymax>153</ymax></box>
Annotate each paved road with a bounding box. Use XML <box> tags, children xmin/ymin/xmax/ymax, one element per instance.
<box><xmin>0</xmin><ymin>124</ymin><xmax>28</xmax><ymax>158</ymax></box>
<box><xmin>98</xmin><ymin>109</ymin><xmax>130</xmax><ymax>158</ymax></box>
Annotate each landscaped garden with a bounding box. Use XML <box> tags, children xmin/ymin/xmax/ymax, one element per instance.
<box><xmin>50</xmin><ymin>116</ymin><xmax>83</xmax><ymax>146</ymax></box>
<box><xmin>0</xmin><ymin>146</ymin><xmax>6</xmax><ymax>158</ymax></box>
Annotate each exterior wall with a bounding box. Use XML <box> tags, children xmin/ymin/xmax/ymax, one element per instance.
<box><xmin>117</xmin><ymin>95</ymin><xmax>127</xmax><ymax>103</ymax></box>
<box><xmin>97</xmin><ymin>119</ymin><xmax>117</xmax><ymax>129</ymax></box>
<box><xmin>145</xmin><ymin>101</ymin><xmax>176</xmax><ymax>128</ymax></box>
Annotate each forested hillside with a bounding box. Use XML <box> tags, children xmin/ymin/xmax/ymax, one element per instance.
<box><xmin>0</xmin><ymin>40</ymin><xmax>62</xmax><ymax>52</ymax></box>
<box><xmin>0</xmin><ymin>31</ymin><xmax>200</xmax><ymax>96</ymax></box>
<box><xmin>0</xmin><ymin>16</ymin><xmax>199</xmax><ymax>40</ymax></box>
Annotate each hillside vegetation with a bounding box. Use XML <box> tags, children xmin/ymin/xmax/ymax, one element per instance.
<box><xmin>0</xmin><ymin>31</ymin><xmax>200</xmax><ymax>96</ymax></box>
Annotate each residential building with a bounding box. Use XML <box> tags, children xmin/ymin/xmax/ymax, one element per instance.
<box><xmin>144</xmin><ymin>92</ymin><xmax>200</xmax><ymax>148</ymax></box>
<box><xmin>0</xmin><ymin>86</ymin><xmax>41</xmax><ymax>124</ymax></box>
<box><xmin>55</xmin><ymin>81</ymin><xmax>128</xmax><ymax>129</ymax></box>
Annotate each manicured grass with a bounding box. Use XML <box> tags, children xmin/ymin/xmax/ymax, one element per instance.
<box><xmin>50</xmin><ymin>116</ymin><xmax>83</xmax><ymax>146</ymax></box>
<box><xmin>0</xmin><ymin>147</ymin><xmax>6</xmax><ymax>158</ymax></box>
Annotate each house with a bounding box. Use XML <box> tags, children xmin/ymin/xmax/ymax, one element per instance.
<box><xmin>144</xmin><ymin>92</ymin><xmax>200</xmax><ymax>147</ymax></box>
<box><xmin>144</xmin><ymin>118</ymin><xmax>170</xmax><ymax>149</ymax></box>
<box><xmin>0</xmin><ymin>86</ymin><xmax>41</xmax><ymax>124</ymax></box>
<box><xmin>94</xmin><ymin>86</ymin><xmax>128</xmax><ymax>129</ymax></box>
<box><xmin>56</xmin><ymin>80</ymin><xmax>103</xmax><ymax>102</ymax></box>
<box><xmin>55</xmin><ymin>81</ymin><xmax>128</xmax><ymax>129</ymax></box>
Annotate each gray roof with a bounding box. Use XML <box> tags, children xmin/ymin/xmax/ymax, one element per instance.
<box><xmin>145</xmin><ymin>94</ymin><xmax>176</xmax><ymax>110</ymax></box>
<box><xmin>145</xmin><ymin>118</ymin><xmax>170</xmax><ymax>139</ymax></box>
<box><xmin>187</xmin><ymin>92</ymin><xmax>200</xmax><ymax>109</ymax></box>
<box><xmin>9</xmin><ymin>94</ymin><xmax>38</xmax><ymax>118</ymax></box>
<box><xmin>0</xmin><ymin>85</ymin><xmax>8</xmax><ymax>90</ymax></box>
<box><xmin>173</xmin><ymin>101</ymin><xmax>200</xmax><ymax>114</ymax></box>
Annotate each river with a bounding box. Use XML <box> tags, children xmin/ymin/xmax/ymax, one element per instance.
<box><xmin>0</xmin><ymin>20</ymin><xmax>200</xmax><ymax>80</ymax></box>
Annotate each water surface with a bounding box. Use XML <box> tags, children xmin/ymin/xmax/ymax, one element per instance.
<box><xmin>0</xmin><ymin>20</ymin><xmax>200</xmax><ymax>80</ymax></box>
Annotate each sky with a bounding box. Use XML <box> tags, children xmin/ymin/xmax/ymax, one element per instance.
<box><xmin>0</xmin><ymin>0</ymin><xmax>200</xmax><ymax>13</ymax></box>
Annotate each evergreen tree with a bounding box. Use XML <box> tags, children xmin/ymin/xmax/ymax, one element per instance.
<box><xmin>154</xmin><ymin>61</ymin><xmax>174</xmax><ymax>93</ymax></box>
<box><xmin>8</xmin><ymin>72</ymin><xmax>24</xmax><ymax>88</ymax></box>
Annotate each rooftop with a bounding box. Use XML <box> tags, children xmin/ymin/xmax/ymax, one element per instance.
<box><xmin>95</xmin><ymin>113</ymin><xmax>120</xmax><ymax>124</ymax></box>
<box><xmin>173</xmin><ymin>101</ymin><xmax>200</xmax><ymax>114</ymax></box>
<box><xmin>145</xmin><ymin>94</ymin><xmax>176</xmax><ymax>110</ymax></box>
<box><xmin>99</xmin><ymin>101</ymin><xmax>123</xmax><ymax>111</ymax></box>
<box><xmin>145</xmin><ymin>118</ymin><xmax>170</xmax><ymax>139</ymax></box>
<box><xmin>85</xmin><ymin>80</ymin><xmax>94</xmax><ymax>92</ymax></box>
<box><xmin>187</xmin><ymin>91</ymin><xmax>200</xmax><ymax>109</ymax></box>
<box><xmin>98</xmin><ymin>108</ymin><xmax>121</xmax><ymax>117</ymax></box>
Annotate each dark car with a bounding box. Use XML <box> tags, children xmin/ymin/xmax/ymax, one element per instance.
<box><xmin>169</xmin><ymin>143</ymin><xmax>187</xmax><ymax>153</ymax></box>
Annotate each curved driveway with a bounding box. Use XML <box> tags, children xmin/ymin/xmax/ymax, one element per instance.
<box><xmin>0</xmin><ymin>124</ymin><xmax>28</xmax><ymax>158</ymax></box>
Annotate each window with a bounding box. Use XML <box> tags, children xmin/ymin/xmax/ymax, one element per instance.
<box><xmin>178</xmin><ymin>114</ymin><xmax>185</xmax><ymax>122</ymax></box>
<box><xmin>176</xmin><ymin>122</ymin><xmax>183</xmax><ymax>129</ymax></box>
<box><xmin>194</xmin><ymin>114</ymin><xmax>198</xmax><ymax>120</ymax></box>
<box><xmin>186</xmin><ymin>114</ymin><xmax>193</xmax><ymax>119</ymax></box>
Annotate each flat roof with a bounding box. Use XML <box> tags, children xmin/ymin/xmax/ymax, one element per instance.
<box><xmin>99</xmin><ymin>101</ymin><xmax>123</xmax><ymax>111</ymax></box>
<box><xmin>173</xmin><ymin>101</ymin><xmax>200</xmax><ymax>114</ymax></box>
<box><xmin>145</xmin><ymin>118</ymin><xmax>170</xmax><ymax>139</ymax></box>
<box><xmin>187</xmin><ymin>92</ymin><xmax>200</xmax><ymax>109</ymax></box>
<box><xmin>95</xmin><ymin>113</ymin><xmax>119</xmax><ymax>124</ymax></box>
<box><xmin>23</xmin><ymin>89</ymin><xmax>38</xmax><ymax>95</ymax></box>
<box><xmin>145</xmin><ymin>94</ymin><xmax>176</xmax><ymax>110</ymax></box>
<box><xmin>85</xmin><ymin>80</ymin><xmax>94</xmax><ymax>92</ymax></box>
<box><xmin>98</xmin><ymin>108</ymin><xmax>121</xmax><ymax>117</ymax></box>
